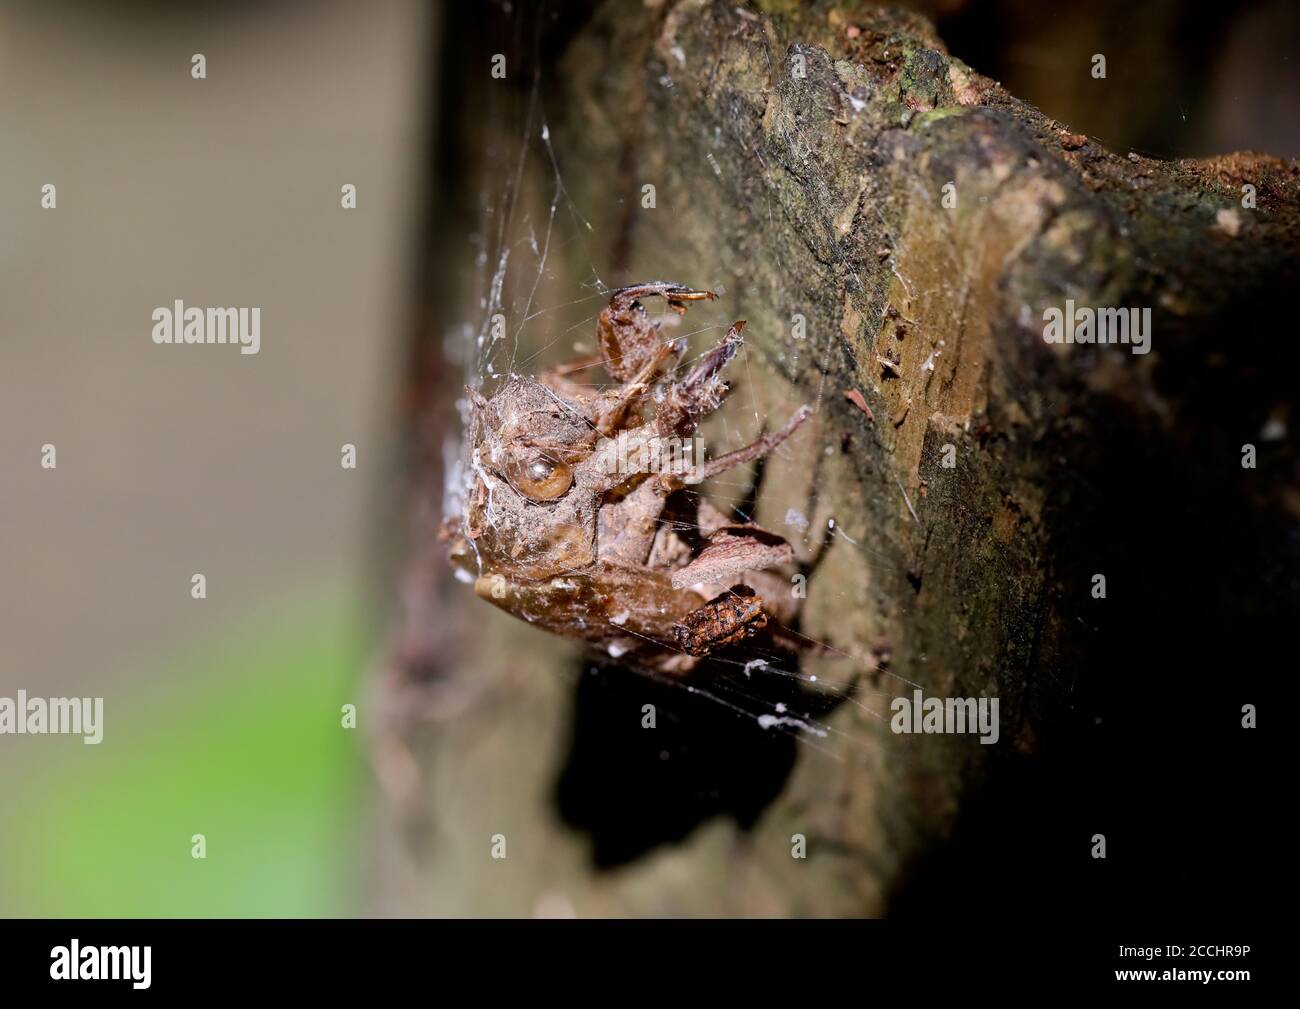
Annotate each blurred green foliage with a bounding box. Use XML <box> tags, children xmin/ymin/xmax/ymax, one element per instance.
<box><xmin>0</xmin><ymin>592</ymin><xmax>369</xmax><ymax>917</ymax></box>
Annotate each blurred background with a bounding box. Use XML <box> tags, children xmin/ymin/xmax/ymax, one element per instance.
<box><xmin>0</xmin><ymin>0</ymin><xmax>430</xmax><ymax>915</ymax></box>
<box><xmin>1</xmin><ymin>0</ymin><xmax>1294</xmax><ymax>917</ymax></box>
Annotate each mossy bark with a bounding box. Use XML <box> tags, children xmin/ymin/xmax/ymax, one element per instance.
<box><xmin>371</xmin><ymin>1</ymin><xmax>1296</xmax><ymax>916</ymax></box>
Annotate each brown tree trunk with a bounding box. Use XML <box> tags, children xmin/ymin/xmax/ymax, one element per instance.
<box><xmin>368</xmin><ymin>0</ymin><xmax>1294</xmax><ymax>917</ymax></box>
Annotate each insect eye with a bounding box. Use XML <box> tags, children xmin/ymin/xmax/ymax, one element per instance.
<box><xmin>507</xmin><ymin>454</ymin><xmax>573</xmax><ymax>501</ymax></box>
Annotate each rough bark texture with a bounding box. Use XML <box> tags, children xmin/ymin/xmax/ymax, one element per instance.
<box><xmin>370</xmin><ymin>1</ymin><xmax>1294</xmax><ymax>916</ymax></box>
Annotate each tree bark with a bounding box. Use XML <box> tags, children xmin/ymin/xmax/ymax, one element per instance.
<box><xmin>369</xmin><ymin>0</ymin><xmax>1295</xmax><ymax>917</ymax></box>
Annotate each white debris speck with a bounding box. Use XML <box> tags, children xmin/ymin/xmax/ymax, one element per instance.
<box><xmin>784</xmin><ymin>508</ymin><xmax>809</xmax><ymax>531</ymax></box>
<box><xmin>757</xmin><ymin>713</ymin><xmax>828</xmax><ymax>737</ymax></box>
<box><xmin>607</xmin><ymin>640</ymin><xmax>630</xmax><ymax>658</ymax></box>
<box><xmin>922</xmin><ymin>339</ymin><xmax>945</xmax><ymax>373</ymax></box>
<box><xmin>1215</xmin><ymin>208</ymin><xmax>1241</xmax><ymax>237</ymax></box>
<box><xmin>829</xmin><ymin>517</ymin><xmax>860</xmax><ymax>545</ymax></box>
<box><xmin>670</xmin><ymin>45</ymin><xmax>686</xmax><ymax>66</ymax></box>
<box><xmin>610</xmin><ymin>610</ymin><xmax>630</xmax><ymax>626</ymax></box>
<box><xmin>453</xmin><ymin>568</ymin><xmax>474</xmax><ymax>584</ymax></box>
<box><xmin>1260</xmin><ymin>417</ymin><xmax>1286</xmax><ymax>442</ymax></box>
<box><xmin>743</xmin><ymin>659</ymin><xmax>768</xmax><ymax>678</ymax></box>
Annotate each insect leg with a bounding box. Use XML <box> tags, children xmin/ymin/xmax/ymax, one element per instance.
<box><xmin>608</xmin><ymin>283</ymin><xmax>715</xmax><ymax>312</ymax></box>
<box><xmin>686</xmin><ymin>403</ymin><xmax>812</xmax><ymax>483</ymax></box>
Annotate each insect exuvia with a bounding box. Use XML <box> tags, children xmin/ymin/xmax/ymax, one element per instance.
<box><xmin>444</xmin><ymin>283</ymin><xmax>826</xmax><ymax>675</ymax></box>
